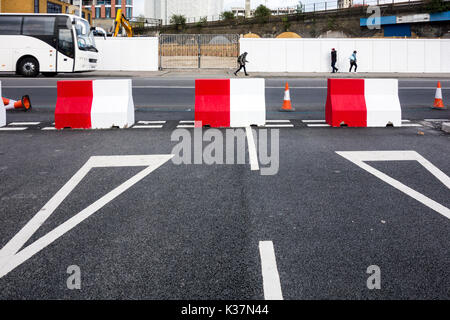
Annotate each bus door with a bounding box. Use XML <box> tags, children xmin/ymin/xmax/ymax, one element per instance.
<box><xmin>57</xmin><ymin>28</ymin><xmax>75</xmax><ymax>72</ymax></box>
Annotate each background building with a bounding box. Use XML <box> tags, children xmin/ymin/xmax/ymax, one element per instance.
<box><xmin>338</xmin><ymin>0</ymin><xmax>353</xmax><ymax>9</ymax></box>
<box><xmin>245</xmin><ymin>0</ymin><xmax>250</xmax><ymax>18</ymax></box>
<box><xmin>0</xmin><ymin>0</ymin><xmax>92</xmax><ymax>22</ymax></box>
<box><xmin>145</xmin><ymin>0</ymin><xmax>224</xmax><ymax>25</ymax></box>
<box><xmin>70</xmin><ymin>0</ymin><xmax>133</xmax><ymax>29</ymax></box>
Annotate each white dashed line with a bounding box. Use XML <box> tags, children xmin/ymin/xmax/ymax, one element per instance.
<box><xmin>307</xmin><ymin>124</ymin><xmax>330</xmax><ymax>127</ymax></box>
<box><xmin>261</xmin><ymin>124</ymin><xmax>294</xmax><ymax>128</ymax></box>
<box><xmin>401</xmin><ymin>123</ymin><xmax>423</xmax><ymax>127</ymax></box>
<box><xmin>0</xmin><ymin>127</ymin><xmax>28</xmax><ymax>131</ymax></box>
<box><xmin>179</xmin><ymin>120</ymin><xmax>195</xmax><ymax>124</ymax></box>
<box><xmin>302</xmin><ymin>120</ymin><xmax>326</xmax><ymax>123</ymax></box>
<box><xmin>177</xmin><ymin>124</ymin><xmax>195</xmax><ymax>128</ymax></box>
<box><xmin>138</xmin><ymin>121</ymin><xmax>166</xmax><ymax>124</ymax></box>
<box><xmin>8</xmin><ymin>122</ymin><xmax>40</xmax><ymax>126</ymax></box>
<box><xmin>259</xmin><ymin>241</ymin><xmax>283</xmax><ymax>300</ymax></box>
<box><xmin>41</xmin><ymin>127</ymin><xmax>57</xmax><ymax>131</ymax></box>
<box><xmin>133</xmin><ymin>125</ymin><xmax>164</xmax><ymax>129</ymax></box>
<box><xmin>266</xmin><ymin>120</ymin><xmax>291</xmax><ymax>123</ymax></box>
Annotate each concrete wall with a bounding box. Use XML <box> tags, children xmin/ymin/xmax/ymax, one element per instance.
<box><xmin>240</xmin><ymin>38</ymin><xmax>450</xmax><ymax>73</ymax></box>
<box><xmin>139</xmin><ymin>3</ymin><xmax>450</xmax><ymax>39</ymax></box>
<box><xmin>95</xmin><ymin>37</ymin><xmax>159</xmax><ymax>71</ymax></box>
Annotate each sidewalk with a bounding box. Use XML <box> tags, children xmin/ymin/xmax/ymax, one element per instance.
<box><xmin>2</xmin><ymin>70</ymin><xmax>450</xmax><ymax>79</ymax></box>
<box><xmin>84</xmin><ymin>69</ymin><xmax>450</xmax><ymax>79</ymax></box>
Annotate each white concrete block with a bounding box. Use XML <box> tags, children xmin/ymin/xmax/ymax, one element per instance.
<box><xmin>230</xmin><ymin>78</ymin><xmax>266</xmax><ymax>127</ymax></box>
<box><xmin>91</xmin><ymin>79</ymin><xmax>135</xmax><ymax>129</ymax></box>
<box><xmin>365</xmin><ymin>79</ymin><xmax>402</xmax><ymax>127</ymax></box>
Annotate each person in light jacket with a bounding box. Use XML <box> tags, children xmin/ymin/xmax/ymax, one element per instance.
<box><xmin>349</xmin><ymin>50</ymin><xmax>357</xmax><ymax>72</ymax></box>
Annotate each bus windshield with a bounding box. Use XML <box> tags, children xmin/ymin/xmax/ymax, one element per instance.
<box><xmin>74</xmin><ymin>18</ymin><xmax>97</xmax><ymax>52</ymax></box>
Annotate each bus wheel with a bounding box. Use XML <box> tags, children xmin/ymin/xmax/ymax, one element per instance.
<box><xmin>42</xmin><ymin>72</ymin><xmax>58</xmax><ymax>77</ymax></box>
<box><xmin>18</xmin><ymin>57</ymin><xmax>39</xmax><ymax>77</ymax></box>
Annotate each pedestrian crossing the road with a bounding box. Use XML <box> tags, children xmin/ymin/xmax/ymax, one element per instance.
<box><xmin>0</xmin><ymin>119</ymin><xmax>448</xmax><ymax>131</ymax></box>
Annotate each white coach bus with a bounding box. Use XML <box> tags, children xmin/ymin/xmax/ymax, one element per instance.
<box><xmin>0</xmin><ymin>13</ymin><xmax>98</xmax><ymax>77</ymax></box>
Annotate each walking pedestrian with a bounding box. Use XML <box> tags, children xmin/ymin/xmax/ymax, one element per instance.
<box><xmin>331</xmin><ymin>48</ymin><xmax>338</xmax><ymax>73</ymax></box>
<box><xmin>234</xmin><ymin>52</ymin><xmax>249</xmax><ymax>76</ymax></box>
<box><xmin>349</xmin><ymin>50</ymin><xmax>357</xmax><ymax>72</ymax></box>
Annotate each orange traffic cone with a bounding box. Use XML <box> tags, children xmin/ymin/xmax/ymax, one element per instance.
<box><xmin>432</xmin><ymin>81</ymin><xmax>446</xmax><ymax>109</ymax></box>
<box><xmin>280</xmin><ymin>82</ymin><xmax>294</xmax><ymax>112</ymax></box>
<box><xmin>2</xmin><ymin>95</ymin><xmax>32</xmax><ymax>111</ymax></box>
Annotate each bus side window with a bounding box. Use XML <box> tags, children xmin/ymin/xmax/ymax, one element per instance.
<box><xmin>0</xmin><ymin>16</ymin><xmax>22</xmax><ymax>35</ymax></box>
<box><xmin>23</xmin><ymin>16</ymin><xmax>55</xmax><ymax>36</ymax></box>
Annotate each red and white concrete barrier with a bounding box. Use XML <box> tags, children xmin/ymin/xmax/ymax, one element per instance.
<box><xmin>0</xmin><ymin>81</ymin><xmax>5</xmax><ymax>127</ymax></box>
<box><xmin>195</xmin><ymin>79</ymin><xmax>266</xmax><ymax>127</ymax></box>
<box><xmin>325</xmin><ymin>79</ymin><xmax>402</xmax><ymax>127</ymax></box>
<box><xmin>55</xmin><ymin>79</ymin><xmax>135</xmax><ymax>130</ymax></box>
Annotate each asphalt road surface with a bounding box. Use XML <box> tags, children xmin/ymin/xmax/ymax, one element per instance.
<box><xmin>0</xmin><ymin>75</ymin><xmax>449</xmax><ymax>300</ymax></box>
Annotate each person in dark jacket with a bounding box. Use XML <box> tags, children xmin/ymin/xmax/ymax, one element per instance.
<box><xmin>331</xmin><ymin>48</ymin><xmax>338</xmax><ymax>73</ymax></box>
<box><xmin>234</xmin><ymin>52</ymin><xmax>249</xmax><ymax>76</ymax></box>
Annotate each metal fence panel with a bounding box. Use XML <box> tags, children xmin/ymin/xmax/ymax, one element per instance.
<box><xmin>160</xmin><ymin>34</ymin><xmax>239</xmax><ymax>69</ymax></box>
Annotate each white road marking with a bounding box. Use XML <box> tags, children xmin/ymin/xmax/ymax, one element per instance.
<box><xmin>134</xmin><ymin>86</ymin><xmax>193</xmax><ymax>89</ymax></box>
<box><xmin>336</xmin><ymin>151</ymin><xmax>450</xmax><ymax>219</ymax></box>
<box><xmin>302</xmin><ymin>120</ymin><xmax>326</xmax><ymax>123</ymax></box>
<box><xmin>41</xmin><ymin>127</ymin><xmax>57</xmax><ymax>131</ymax></box>
<box><xmin>0</xmin><ymin>127</ymin><xmax>27</xmax><ymax>131</ymax></box>
<box><xmin>261</xmin><ymin>124</ymin><xmax>294</xmax><ymax>128</ymax></box>
<box><xmin>2</xmin><ymin>85</ymin><xmax>196</xmax><ymax>89</ymax></box>
<box><xmin>424</xmin><ymin>119</ymin><xmax>450</xmax><ymax>122</ymax></box>
<box><xmin>399</xmin><ymin>87</ymin><xmax>450</xmax><ymax>90</ymax></box>
<box><xmin>267</xmin><ymin>87</ymin><xmax>450</xmax><ymax>90</ymax></box>
<box><xmin>179</xmin><ymin>120</ymin><xmax>195</xmax><ymax>124</ymax></box>
<box><xmin>0</xmin><ymin>155</ymin><xmax>173</xmax><ymax>278</ymax></box>
<box><xmin>246</xmin><ymin>126</ymin><xmax>259</xmax><ymax>171</ymax></box>
<box><xmin>8</xmin><ymin>122</ymin><xmax>40</xmax><ymax>126</ymax></box>
<box><xmin>2</xmin><ymin>86</ymin><xmax>56</xmax><ymax>88</ymax></box>
<box><xmin>259</xmin><ymin>241</ymin><xmax>283</xmax><ymax>300</ymax></box>
<box><xmin>138</xmin><ymin>121</ymin><xmax>166</xmax><ymax>124</ymax></box>
<box><xmin>307</xmin><ymin>124</ymin><xmax>330</xmax><ymax>127</ymax></box>
<box><xmin>401</xmin><ymin>123</ymin><xmax>423</xmax><ymax>127</ymax></box>
<box><xmin>177</xmin><ymin>124</ymin><xmax>195</xmax><ymax>128</ymax></box>
<box><xmin>266</xmin><ymin>120</ymin><xmax>291</xmax><ymax>123</ymax></box>
<box><xmin>133</xmin><ymin>125</ymin><xmax>164</xmax><ymax>129</ymax></box>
